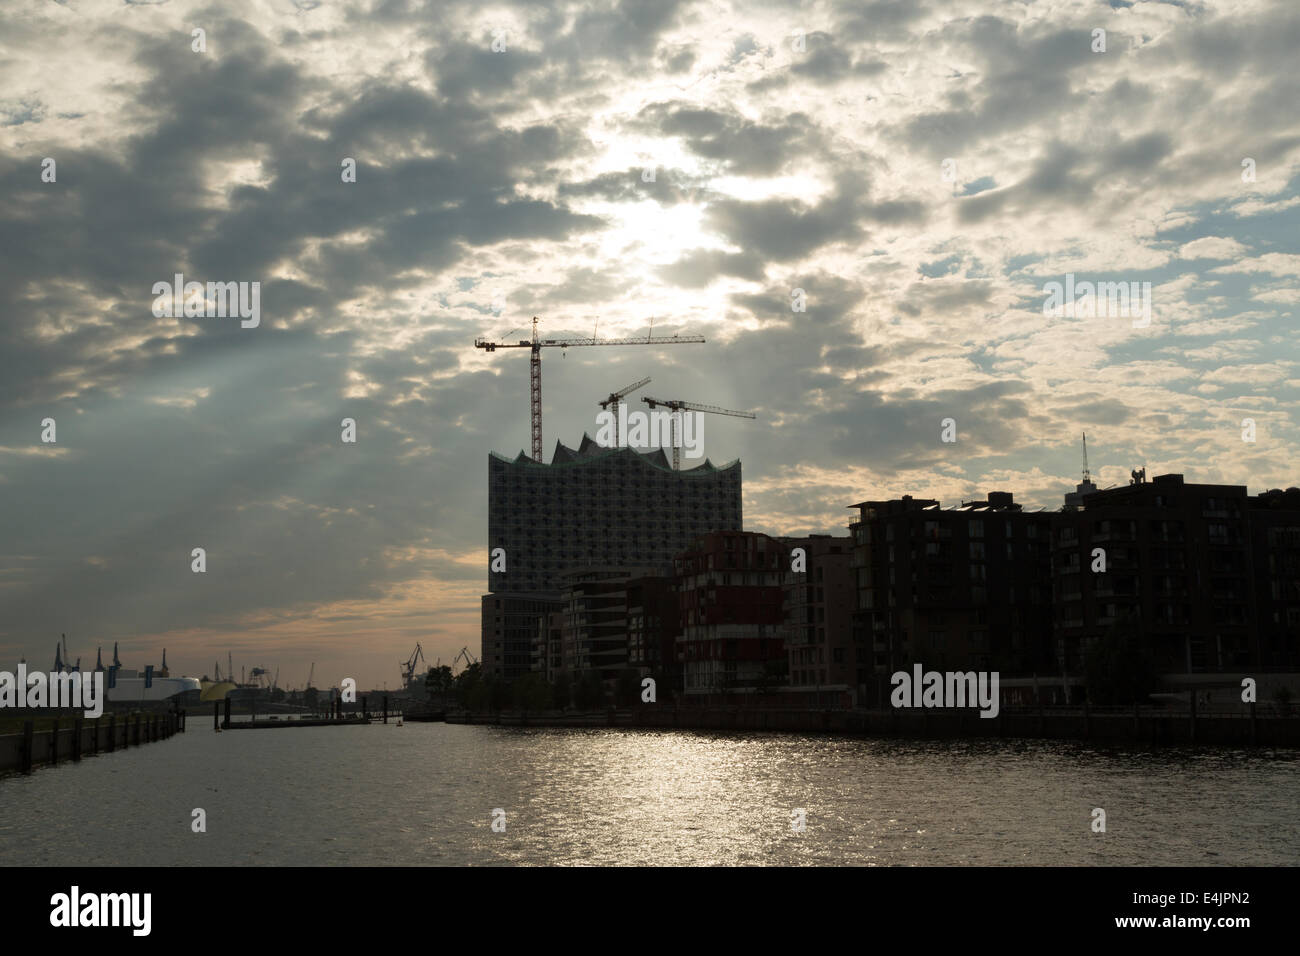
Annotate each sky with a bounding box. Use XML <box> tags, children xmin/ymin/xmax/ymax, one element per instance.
<box><xmin>1</xmin><ymin>0</ymin><xmax>1297</xmax><ymax>691</ymax></box>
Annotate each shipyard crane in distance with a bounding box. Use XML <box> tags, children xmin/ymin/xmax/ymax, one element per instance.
<box><xmin>401</xmin><ymin>644</ymin><xmax>426</xmax><ymax>687</ymax></box>
<box><xmin>474</xmin><ymin>317</ymin><xmax>705</xmax><ymax>462</ymax></box>
<box><xmin>598</xmin><ymin>377</ymin><xmax>651</xmax><ymax>447</ymax></box>
<box><xmin>641</xmin><ymin>396</ymin><xmax>757</xmax><ymax>470</ymax></box>
<box><xmin>452</xmin><ymin>647</ymin><xmax>479</xmax><ymax>675</ymax></box>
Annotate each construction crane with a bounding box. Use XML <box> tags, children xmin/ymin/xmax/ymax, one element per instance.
<box><xmin>452</xmin><ymin>646</ymin><xmax>479</xmax><ymax>675</ymax></box>
<box><xmin>474</xmin><ymin>317</ymin><xmax>705</xmax><ymax>462</ymax></box>
<box><xmin>598</xmin><ymin>376</ymin><xmax>651</xmax><ymax>447</ymax></box>
<box><xmin>306</xmin><ymin>662</ymin><xmax>315</xmax><ymax>690</ymax></box>
<box><xmin>641</xmin><ymin>396</ymin><xmax>757</xmax><ymax>470</ymax></box>
<box><xmin>401</xmin><ymin>644</ymin><xmax>426</xmax><ymax>687</ymax></box>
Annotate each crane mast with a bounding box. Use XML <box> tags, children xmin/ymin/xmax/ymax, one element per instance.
<box><xmin>475</xmin><ymin>317</ymin><xmax>704</xmax><ymax>462</ymax></box>
<box><xmin>641</xmin><ymin>396</ymin><xmax>757</xmax><ymax>470</ymax></box>
<box><xmin>598</xmin><ymin>377</ymin><xmax>651</xmax><ymax>446</ymax></box>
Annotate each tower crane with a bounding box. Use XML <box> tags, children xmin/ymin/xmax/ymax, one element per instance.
<box><xmin>598</xmin><ymin>377</ymin><xmax>651</xmax><ymax>447</ymax></box>
<box><xmin>641</xmin><ymin>396</ymin><xmax>757</xmax><ymax>470</ymax></box>
<box><xmin>474</xmin><ymin>317</ymin><xmax>705</xmax><ymax>462</ymax></box>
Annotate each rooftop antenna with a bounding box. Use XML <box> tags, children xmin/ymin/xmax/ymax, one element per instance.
<box><xmin>1081</xmin><ymin>432</ymin><xmax>1091</xmax><ymax>484</ymax></box>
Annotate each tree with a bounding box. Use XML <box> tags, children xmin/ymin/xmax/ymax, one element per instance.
<box><xmin>615</xmin><ymin>668</ymin><xmax>641</xmax><ymax>707</ymax></box>
<box><xmin>574</xmin><ymin>671</ymin><xmax>605</xmax><ymax>709</ymax></box>
<box><xmin>551</xmin><ymin>672</ymin><xmax>572</xmax><ymax>710</ymax></box>
<box><xmin>425</xmin><ymin>665</ymin><xmax>454</xmax><ymax>693</ymax></box>
<box><xmin>513</xmin><ymin>673</ymin><xmax>552</xmax><ymax>713</ymax></box>
<box><xmin>1084</xmin><ymin>621</ymin><xmax>1158</xmax><ymax>705</ymax></box>
<box><xmin>754</xmin><ymin>658</ymin><xmax>788</xmax><ymax>695</ymax></box>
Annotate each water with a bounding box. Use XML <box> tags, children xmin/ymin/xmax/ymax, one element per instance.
<box><xmin>1</xmin><ymin>723</ymin><xmax>1296</xmax><ymax>865</ymax></box>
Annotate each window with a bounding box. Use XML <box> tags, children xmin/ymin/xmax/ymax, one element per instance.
<box><xmin>969</xmin><ymin>520</ymin><xmax>984</xmax><ymax>538</ymax></box>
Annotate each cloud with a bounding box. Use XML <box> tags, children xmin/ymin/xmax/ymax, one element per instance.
<box><xmin>1179</xmin><ymin>237</ymin><xmax>1250</xmax><ymax>260</ymax></box>
<box><xmin>0</xmin><ymin>0</ymin><xmax>1298</xmax><ymax>689</ymax></box>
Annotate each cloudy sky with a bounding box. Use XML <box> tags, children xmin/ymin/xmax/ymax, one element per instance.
<box><xmin>1</xmin><ymin>0</ymin><xmax>1297</xmax><ymax>690</ymax></box>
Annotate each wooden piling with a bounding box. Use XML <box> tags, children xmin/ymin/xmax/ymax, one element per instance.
<box><xmin>73</xmin><ymin>718</ymin><xmax>83</xmax><ymax>761</ymax></box>
<box><xmin>223</xmin><ymin>696</ymin><xmax>231</xmax><ymax>729</ymax></box>
<box><xmin>51</xmin><ymin>717</ymin><xmax>59</xmax><ymax>766</ymax></box>
<box><xmin>21</xmin><ymin>720</ymin><xmax>34</xmax><ymax>774</ymax></box>
<box><xmin>383</xmin><ymin>695</ymin><xmax>388</xmax><ymax>724</ymax></box>
<box><xmin>107</xmin><ymin>712</ymin><xmax>116</xmax><ymax>752</ymax></box>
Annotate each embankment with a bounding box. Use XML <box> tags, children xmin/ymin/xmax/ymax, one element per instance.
<box><xmin>446</xmin><ymin>705</ymin><xmax>1300</xmax><ymax>747</ymax></box>
<box><xmin>0</xmin><ymin>710</ymin><xmax>185</xmax><ymax>776</ymax></box>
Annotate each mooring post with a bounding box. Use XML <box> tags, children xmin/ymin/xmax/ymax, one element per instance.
<box><xmin>214</xmin><ymin>701</ymin><xmax>220</xmax><ymax>731</ymax></box>
<box><xmin>21</xmin><ymin>720</ymin><xmax>34</xmax><ymax>774</ymax></box>
<box><xmin>108</xmin><ymin>713</ymin><xmax>116</xmax><ymax>752</ymax></box>
<box><xmin>223</xmin><ymin>696</ymin><xmax>231</xmax><ymax>730</ymax></box>
<box><xmin>51</xmin><ymin>717</ymin><xmax>59</xmax><ymax>766</ymax></box>
<box><xmin>73</xmin><ymin>718</ymin><xmax>83</xmax><ymax>761</ymax></box>
<box><xmin>383</xmin><ymin>695</ymin><xmax>388</xmax><ymax>724</ymax></box>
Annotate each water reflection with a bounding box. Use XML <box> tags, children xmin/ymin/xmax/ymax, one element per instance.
<box><xmin>0</xmin><ymin>724</ymin><xmax>1295</xmax><ymax>866</ymax></box>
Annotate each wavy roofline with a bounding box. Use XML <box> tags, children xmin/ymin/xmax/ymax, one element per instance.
<box><xmin>489</xmin><ymin>433</ymin><xmax>740</xmax><ymax>475</ymax></box>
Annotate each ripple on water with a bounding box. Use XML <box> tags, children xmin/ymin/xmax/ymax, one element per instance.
<box><xmin>0</xmin><ymin>725</ymin><xmax>1296</xmax><ymax>865</ymax></box>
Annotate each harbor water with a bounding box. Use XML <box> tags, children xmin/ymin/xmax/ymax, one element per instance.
<box><xmin>1</xmin><ymin>722</ymin><xmax>1296</xmax><ymax>865</ymax></box>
